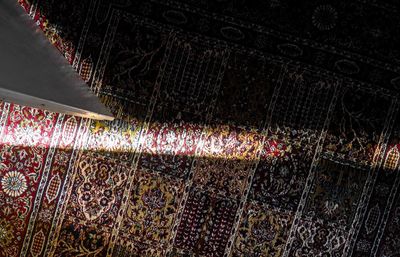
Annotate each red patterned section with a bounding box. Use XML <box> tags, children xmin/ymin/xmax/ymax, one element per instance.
<box><xmin>174</xmin><ymin>189</ymin><xmax>238</xmax><ymax>256</ymax></box>
<box><xmin>45</xmin><ymin>174</ymin><xmax>61</xmax><ymax>202</ymax></box>
<box><xmin>20</xmin><ymin>115</ymin><xmax>83</xmax><ymax>257</ymax></box>
<box><xmin>0</xmin><ymin>104</ymin><xmax>58</xmax><ymax>257</ymax></box>
<box><xmin>17</xmin><ymin>0</ymin><xmax>30</xmax><ymax>12</ymax></box>
<box><xmin>51</xmin><ymin>151</ymin><xmax>133</xmax><ymax>256</ymax></box>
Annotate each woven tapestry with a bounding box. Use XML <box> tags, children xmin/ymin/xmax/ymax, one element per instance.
<box><xmin>1</xmin><ymin>0</ymin><xmax>400</xmax><ymax>256</ymax></box>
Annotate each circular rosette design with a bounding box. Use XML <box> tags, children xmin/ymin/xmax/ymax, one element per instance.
<box><xmin>312</xmin><ymin>5</ymin><xmax>338</xmax><ymax>31</ymax></box>
<box><xmin>1</xmin><ymin>171</ymin><xmax>28</xmax><ymax>197</ymax></box>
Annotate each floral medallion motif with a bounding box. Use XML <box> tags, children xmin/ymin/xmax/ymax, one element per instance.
<box><xmin>312</xmin><ymin>5</ymin><xmax>338</xmax><ymax>31</ymax></box>
<box><xmin>289</xmin><ymin>218</ymin><xmax>346</xmax><ymax>256</ymax></box>
<box><xmin>1</xmin><ymin>171</ymin><xmax>28</xmax><ymax>197</ymax></box>
<box><xmin>76</xmin><ymin>154</ymin><xmax>128</xmax><ymax>222</ymax></box>
<box><xmin>53</xmin><ymin>152</ymin><xmax>131</xmax><ymax>256</ymax></box>
<box><xmin>118</xmin><ymin>170</ymin><xmax>184</xmax><ymax>247</ymax></box>
<box><xmin>233</xmin><ymin>204</ymin><xmax>293</xmax><ymax>257</ymax></box>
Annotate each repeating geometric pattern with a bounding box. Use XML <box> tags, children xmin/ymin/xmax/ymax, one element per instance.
<box><xmin>232</xmin><ymin>203</ymin><xmax>294</xmax><ymax>257</ymax></box>
<box><xmin>173</xmin><ymin>188</ymin><xmax>238</xmax><ymax>256</ymax></box>
<box><xmin>0</xmin><ymin>1</ymin><xmax>399</xmax><ymax>257</ymax></box>
<box><xmin>115</xmin><ymin>169</ymin><xmax>184</xmax><ymax>255</ymax></box>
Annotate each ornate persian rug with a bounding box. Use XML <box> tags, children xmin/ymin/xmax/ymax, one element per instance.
<box><xmin>0</xmin><ymin>0</ymin><xmax>400</xmax><ymax>256</ymax></box>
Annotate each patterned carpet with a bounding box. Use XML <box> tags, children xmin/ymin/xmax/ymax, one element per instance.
<box><xmin>1</xmin><ymin>0</ymin><xmax>400</xmax><ymax>256</ymax></box>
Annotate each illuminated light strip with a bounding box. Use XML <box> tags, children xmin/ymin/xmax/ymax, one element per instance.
<box><xmin>79</xmin><ymin>121</ymin><xmax>292</xmax><ymax>161</ymax></box>
<box><xmin>0</xmin><ymin>114</ymin><xmax>386</xmax><ymax>164</ymax></box>
<box><xmin>0</xmin><ymin>101</ymin><xmax>388</xmax><ymax>168</ymax></box>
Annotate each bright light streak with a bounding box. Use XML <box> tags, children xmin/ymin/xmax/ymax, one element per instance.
<box><xmin>0</xmin><ymin>110</ymin><xmax>291</xmax><ymax>161</ymax></box>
